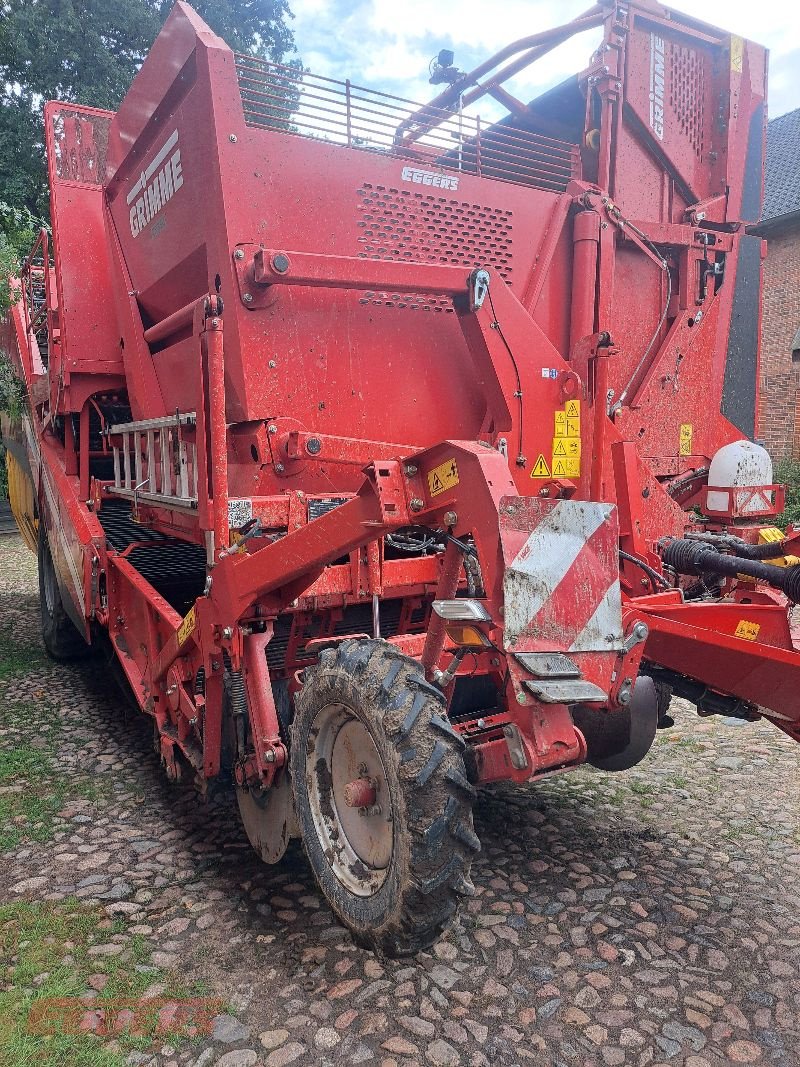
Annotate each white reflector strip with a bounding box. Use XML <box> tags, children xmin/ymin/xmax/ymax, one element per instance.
<box><xmin>503</xmin><ymin>500</ymin><xmax>623</xmax><ymax>650</ymax></box>
<box><xmin>509</xmin><ymin>501</ymin><xmax>608</xmax><ymax>620</ymax></box>
<box><xmin>569</xmin><ymin>579</ymin><xmax>623</xmax><ymax>652</ymax></box>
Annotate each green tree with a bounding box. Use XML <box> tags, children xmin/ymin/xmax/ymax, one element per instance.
<box><xmin>0</xmin><ymin>0</ymin><xmax>297</xmax><ymax>219</ymax></box>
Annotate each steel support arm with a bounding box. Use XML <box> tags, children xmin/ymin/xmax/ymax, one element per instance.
<box><xmin>252</xmin><ymin>248</ymin><xmax>472</xmax><ymax>295</ymax></box>
<box><xmin>393</xmin><ymin>7</ymin><xmax>605</xmax><ymax>146</ymax></box>
<box><xmin>209</xmin><ymin>460</ymin><xmax>412</xmax><ymax>625</ymax></box>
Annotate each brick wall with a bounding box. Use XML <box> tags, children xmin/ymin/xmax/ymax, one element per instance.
<box><xmin>758</xmin><ymin>219</ymin><xmax>800</xmax><ymax>460</ymax></box>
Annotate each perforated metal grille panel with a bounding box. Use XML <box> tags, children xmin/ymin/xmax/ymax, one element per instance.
<box><xmin>355</xmin><ymin>184</ymin><xmax>512</xmax><ymax>311</ymax></box>
<box><xmin>669</xmin><ymin>45</ymin><xmax>705</xmax><ymax>158</ymax></box>
<box><xmin>51</xmin><ymin>108</ymin><xmax>110</xmax><ymax>185</ymax></box>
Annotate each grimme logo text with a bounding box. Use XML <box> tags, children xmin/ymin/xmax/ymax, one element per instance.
<box><xmin>128</xmin><ymin>130</ymin><xmax>183</xmax><ymax>238</ymax></box>
<box><xmin>649</xmin><ymin>34</ymin><xmax>666</xmax><ymax>141</ymax></box>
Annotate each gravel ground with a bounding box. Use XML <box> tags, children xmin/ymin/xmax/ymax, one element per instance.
<box><xmin>1</xmin><ymin>531</ymin><xmax>800</xmax><ymax>1067</ymax></box>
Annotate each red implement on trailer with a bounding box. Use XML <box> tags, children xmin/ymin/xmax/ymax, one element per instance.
<box><xmin>3</xmin><ymin>0</ymin><xmax>798</xmax><ymax>954</ymax></box>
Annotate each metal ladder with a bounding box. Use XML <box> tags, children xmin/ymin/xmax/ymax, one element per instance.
<box><xmin>105</xmin><ymin>412</ymin><xmax>198</xmax><ymax>510</ymax></box>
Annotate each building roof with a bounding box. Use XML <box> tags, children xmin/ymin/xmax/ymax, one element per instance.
<box><xmin>762</xmin><ymin>107</ymin><xmax>800</xmax><ymax>225</ymax></box>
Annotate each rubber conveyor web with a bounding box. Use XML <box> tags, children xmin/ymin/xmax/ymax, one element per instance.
<box><xmin>98</xmin><ymin>501</ymin><xmax>207</xmax><ymax>614</ymax></box>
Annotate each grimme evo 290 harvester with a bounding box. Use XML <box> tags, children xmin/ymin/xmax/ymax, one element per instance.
<box><xmin>2</xmin><ymin>0</ymin><xmax>797</xmax><ymax>954</ymax></box>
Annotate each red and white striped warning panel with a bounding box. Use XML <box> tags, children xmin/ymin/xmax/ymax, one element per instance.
<box><xmin>500</xmin><ymin>498</ymin><xmax>623</xmax><ymax>652</ymax></box>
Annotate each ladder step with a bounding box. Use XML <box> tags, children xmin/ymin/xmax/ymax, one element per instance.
<box><xmin>105</xmin><ymin>412</ymin><xmax>196</xmax><ymax>434</ymax></box>
<box><xmin>524</xmin><ymin>679</ymin><xmax>607</xmax><ymax>704</ymax></box>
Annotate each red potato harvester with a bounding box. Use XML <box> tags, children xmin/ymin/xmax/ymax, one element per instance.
<box><xmin>2</xmin><ymin>0</ymin><xmax>795</xmax><ymax>955</ymax></box>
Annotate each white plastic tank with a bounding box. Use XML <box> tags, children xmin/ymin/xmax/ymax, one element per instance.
<box><xmin>706</xmin><ymin>440</ymin><xmax>774</xmax><ymax>516</ymax></box>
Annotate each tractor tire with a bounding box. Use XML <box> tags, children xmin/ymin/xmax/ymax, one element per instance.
<box><xmin>291</xmin><ymin>638</ymin><xmax>479</xmax><ymax>957</ymax></box>
<box><xmin>38</xmin><ymin>523</ymin><xmax>88</xmax><ymax>661</ymax></box>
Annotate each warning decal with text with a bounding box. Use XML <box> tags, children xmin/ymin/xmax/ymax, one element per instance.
<box><xmin>734</xmin><ymin>619</ymin><xmax>760</xmax><ymax>641</ymax></box>
<box><xmin>427</xmin><ymin>458</ymin><xmax>460</xmax><ymax>497</ymax></box>
<box><xmin>178</xmin><ymin>606</ymin><xmax>196</xmax><ymax>647</ymax></box>
<box><xmin>551</xmin><ymin>399</ymin><xmax>581</xmax><ymax>477</ymax></box>
<box><xmin>679</xmin><ymin>423</ymin><xmax>693</xmax><ymax>456</ymax></box>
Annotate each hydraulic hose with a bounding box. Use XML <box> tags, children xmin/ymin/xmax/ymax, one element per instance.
<box><xmin>661</xmin><ymin>538</ymin><xmax>800</xmax><ymax>602</ymax></box>
<box><xmin>724</xmin><ymin>539</ymin><xmax>787</xmax><ymax>560</ymax></box>
<box><xmin>684</xmin><ymin>532</ymin><xmax>788</xmax><ymax>560</ymax></box>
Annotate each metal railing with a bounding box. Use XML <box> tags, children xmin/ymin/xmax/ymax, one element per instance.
<box><xmin>20</xmin><ymin>228</ymin><xmax>53</xmax><ymax>369</ymax></box>
<box><xmin>234</xmin><ymin>56</ymin><xmax>580</xmax><ymax>193</ymax></box>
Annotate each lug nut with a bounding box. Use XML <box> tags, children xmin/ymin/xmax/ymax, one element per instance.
<box><xmin>359</xmin><ymin>804</ymin><xmax>382</xmax><ymax>818</ymax></box>
<box><xmin>409</xmin><ymin>498</ymin><xmax>424</xmax><ymax>512</ymax></box>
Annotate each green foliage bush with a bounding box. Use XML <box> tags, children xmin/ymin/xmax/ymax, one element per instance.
<box><xmin>775</xmin><ymin>458</ymin><xmax>800</xmax><ymax>530</ymax></box>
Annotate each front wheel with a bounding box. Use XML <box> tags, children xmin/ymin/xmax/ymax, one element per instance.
<box><xmin>37</xmin><ymin>522</ymin><xmax>88</xmax><ymax>661</ymax></box>
<box><xmin>291</xmin><ymin>639</ymin><xmax>479</xmax><ymax>957</ymax></box>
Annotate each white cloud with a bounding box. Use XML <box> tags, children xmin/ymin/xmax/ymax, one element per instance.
<box><xmin>289</xmin><ymin>0</ymin><xmax>800</xmax><ymax>118</ymax></box>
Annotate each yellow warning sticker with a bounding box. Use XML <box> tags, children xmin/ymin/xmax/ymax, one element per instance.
<box><xmin>554</xmin><ymin>456</ymin><xmax>580</xmax><ymax>478</ymax></box>
<box><xmin>553</xmin><ymin>438</ymin><xmax>581</xmax><ymax>458</ymax></box>
<box><xmin>530</xmin><ymin>454</ymin><xmax>551</xmax><ymax>479</ymax></box>
<box><xmin>178</xmin><ymin>606</ymin><xmax>196</xmax><ymax>646</ymax></box>
<box><xmin>427</xmin><ymin>458</ymin><xmax>459</xmax><ymax>497</ymax></box>
<box><xmin>730</xmin><ymin>34</ymin><xmax>743</xmax><ymax>73</ymax></box>
<box><xmin>679</xmin><ymin>423</ymin><xmax>693</xmax><ymax>456</ymax></box>
<box><xmin>734</xmin><ymin>619</ymin><xmax>760</xmax><ymax>642</ymax></box>
<box><xmin>551</xmin><ymin>455</ymin><xmax>581</xmax><ymax>478</ymax></box>
<box><xmin>550</xmin><ymin>400</ymin><xmax>582</xmax><ymax>474</ymax></box>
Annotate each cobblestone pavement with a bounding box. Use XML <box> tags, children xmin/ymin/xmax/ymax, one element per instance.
<box><xmin>1</xmin><ymin>532</ymin><xmax>800</xmax><ymax>1067</ymax></box>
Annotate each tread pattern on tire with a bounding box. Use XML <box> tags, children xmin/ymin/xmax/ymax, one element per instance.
<box><xmin>38</xmin><ymin>525</ymin><xmax>88</xmax><ymax>661</ymax></box>
<box><xmin>292</xmin><ymin>638</ymin><xmax>479</xmax><ymax>957</ymax></box>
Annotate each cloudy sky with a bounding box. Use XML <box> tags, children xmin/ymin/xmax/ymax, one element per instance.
<box><xmin>286</xmin><ymin>0</ymin><xmax>800</xmax><ymax>123</ymax></box>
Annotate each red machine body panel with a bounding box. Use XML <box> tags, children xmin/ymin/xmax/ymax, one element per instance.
<box><xmin>6</xmin><ymin>0</ymin><xmax>800</xmax><ymax>856</ymax></box>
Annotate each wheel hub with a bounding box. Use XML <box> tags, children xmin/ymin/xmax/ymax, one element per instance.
<box><xmin>342</xmin><ymin>777</ymin><xmax>377</xmax><ymax>809</ymax></box>
<box><xmin>307</xmin><ymin>702</ymin><xmax>393</xmax><ymax>896</ymax></box>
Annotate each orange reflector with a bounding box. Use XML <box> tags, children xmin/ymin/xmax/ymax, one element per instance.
<box><xmin>444</xmin><ymin>624</ymin><xmax>490</xmax><ymax>648</ymax></box>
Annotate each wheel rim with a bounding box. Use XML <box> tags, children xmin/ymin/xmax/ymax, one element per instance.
<box><xmin>307</xmin><ymin>701</ymin><xmax>394</xmax><ymax>897</ymax></box>
<box><xmin>42</xmin><ymin>540</ymin><xmax>57</xmax><ymax>617</ymax></box>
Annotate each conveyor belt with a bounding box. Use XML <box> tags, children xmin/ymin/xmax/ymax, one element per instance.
<box><xmin>266</xmin><ymin>599</ymin><xmax>424</xmax><ymax>673</ymax></box>
<box><xmin>98</xmin><ymin>500</ymin><xmax>207</xmax><ymax>613</ymax></box>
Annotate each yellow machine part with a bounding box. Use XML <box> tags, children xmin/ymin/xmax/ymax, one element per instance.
<box><xmin>758</xmin><ymin>526</ymin><xmax>800</xmax><ymax>568</ymax></box>
<box><xmin>5</xmin><ymin>448</ymin><xmax>37</xmax><ymax>553</ymax></box>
